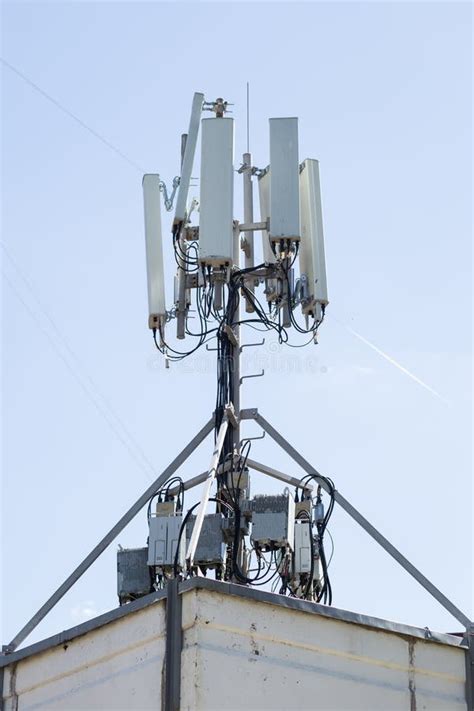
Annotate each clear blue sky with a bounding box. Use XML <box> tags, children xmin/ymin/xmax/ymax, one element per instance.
<box><xmin>1</xmin><ymin>1</ymin><xmax>472</xmax><ymax>646</ymax></box>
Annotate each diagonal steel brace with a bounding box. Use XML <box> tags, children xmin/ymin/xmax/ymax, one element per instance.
<box><xmin>5</xmin><ymin>417</ymin><xmax>215</xmax><ymax>652</ymax></box>
<box><xmin>244</xmin><ymin>408</ymin><xmax>472</xmax><ymax>630</ymax></box>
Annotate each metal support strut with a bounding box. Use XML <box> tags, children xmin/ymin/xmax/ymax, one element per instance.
<box><xmin>5</xmin><ymin>417</ymin><xmax>214</xmax><ymax>653</ymax></box>
<box><xmin>5</xmin><ymin>404</ymin><xmax>471</xmax><ymax>669</ymax></box>
<box><xmin>248</xmin><ymin>409</ymin><xmax>472</xmax><ymax>630</ymax></box>
<box><xmin>186</xmin><ymin>417</ymin><xmax>229</xmax><ymax>569</ymax></box>
<box><xmin>164</xmin><ymin>578</ymin><xmax>182</xmax><ymax>711</ymax></box>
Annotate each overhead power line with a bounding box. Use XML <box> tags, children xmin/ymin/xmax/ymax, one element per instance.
<box><xmin>2</xmin><ymin>241</ymin><xmax>160</xmax><ymax>486</ymax></box>
<box><xmin>1</xmin><ymin>56</ymin><xmax>145</xmax><ymax>173</ymax></box>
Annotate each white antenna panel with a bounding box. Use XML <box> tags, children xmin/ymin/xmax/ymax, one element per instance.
<box><xmin>199</xmin><ymin>118</ymin><xmax>234</xmax><ymax>266</ymax></box>
<box><xmin>258</xmin><ymin>169</ymin><xmax>276</xmax><ymax>264</ymax></box>
<box><xmin>143</xmin><ymin>174</ymin><xmax>166</xmax><ymax>328</ymax></box>
<box><xmin>174</xmin><ymin>92</ymin><xmax>204</xmax><ymax>225</ymax></box>
<box><xmin>299</xmin><ymin>159</ymin><xmax>328</xmax><ymax>310</ymax></box>
<box><xmin>269</xmin><ymin>118</ymin><xmax>300</xmax><ymax>243</ymax></box>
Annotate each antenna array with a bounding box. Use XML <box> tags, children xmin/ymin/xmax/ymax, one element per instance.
<box><xmin>139</xmin><ymin>93</ymin><xmax>333</xmax><ymax>603</ymax></box>
<box><xmin>143</xmin><ymin>93</ymin><xmax>328</xmax><ymax>349</ymax></box>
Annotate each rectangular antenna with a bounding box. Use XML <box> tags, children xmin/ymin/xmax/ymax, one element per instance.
<box><xmin>199</xmin><ymin>118</ymin><xmax>234</xmax><ymax>266</ymax></box>
<box><xmin>299</xmin><ymin>159</ymin><xmax>328</xmax><ymax>311</ymax></box>
<box><xmin>258</xmin><ymin>169</ymin><xmax>276</xmax><ymax>264</ymax></box>
<box><xmin>174</xmin><ymin>92</ymin><xmax>204</xmax><ymax>225</ymax></box>
<box><xmin>269</xmin><ymin>118</ymin><xmax>300</xmax><ymax>242</ymax></box>
<box><xmin>258</xmin><ymin>168</ymin><xmax>279</xmax><ymax>303</ymax></box>
<box><xmin>143</xmin><ymin>174</ymin><xmax>166</xmax><ymax>329</ymax></box>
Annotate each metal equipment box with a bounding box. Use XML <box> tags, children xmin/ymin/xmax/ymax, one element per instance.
<box><xmin>293</xmin><ymin>520</ymin><xmax>312</xmax><ymax>574</ymax></box>
<box><xmin>250</xmin><ymin>494</ymin><xmax>295</xmax><ymax>550</ymax></box>
<box><xmin>186</xmin><ymin>513</ymin><xmax>226</xmax><ymax>566</ymax></box>
<box><xmin>148</xmin><ymin>515</ymin><xmax>186</xmax><ymax>569</ymax></box>
<box><xmin>117</xmin><ymin>547</ymin><xmax>152</xmax><ymax>605</ymax></box>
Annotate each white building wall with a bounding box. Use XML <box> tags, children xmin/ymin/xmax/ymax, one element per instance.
<box><xmin>1</xmin><ymin>584</ymin><xmax>467</xmax><ymax>711</ymax></box>
<box><xmin>2</xmin><ymin>602</ymin><xmax>166</xmax><ymax>710</ymax></box>
<box><xmin>180</xmin><ymin>588</ymin><xmax>467</xmax><ymax>711</ymax></box>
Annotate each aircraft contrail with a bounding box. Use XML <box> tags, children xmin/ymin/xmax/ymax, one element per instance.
<box><xmin>333</xmin><ymin>318</ymin><xmax>449</xmax><ymax>405</ymax></box>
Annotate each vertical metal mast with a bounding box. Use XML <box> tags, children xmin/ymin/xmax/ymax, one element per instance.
<box><xmin>176</xmin><ymin>134</ymin><xmax>188</xmax><ymax>340</ymax></box>
<box><xmin>243</xmin><ymin>152</ymin><xmax>255</xmax><ymax>309</ymax></box>
<box><xmin>231</xmin><ymin>221</ymin><xmax>241</xmax><ymax>454</ymax></box>
<box><xmin>231</xmin><ymin>151</ymin><xmax>254</xmax><ymax>453</ymax></box>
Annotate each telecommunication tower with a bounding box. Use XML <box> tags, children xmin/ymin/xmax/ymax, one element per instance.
<box><xmin>139</xmin><ymin>93</ymin><xmax>333</xmax><ymax>600</ymax></box>
<box><xmin>3</xmin><ymin>93</ymin><xmax>472</xmax><ymax>664</ymax></box>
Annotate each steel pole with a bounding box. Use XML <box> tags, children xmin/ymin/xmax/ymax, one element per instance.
<box><xmin>231</xmin><ymin>222</ymin><xmax>240</xmax><ymax>453</ymax></box>
<box><xmin>243</xmin><ymin>152</ymin><xmax>255</xmax><ymax>313</ymax></box>
<box><xmin>164</xmin><ymin>578</ymin><xmax>182</xmax><ymax>711</ymax></box>
<box><xmin>231</xmin><ymin>151</ymin><xmax>255</xmax><ymax>450</ymax></box>
<box><xmin>176</xmin><ymin>234</ymin><xmax>187</xmax><ymax>340</ymax></box>
<box><xmin>176</xmin><ymin>133</ymin><xmax>188</xmax><ymax>340</ymax></box>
